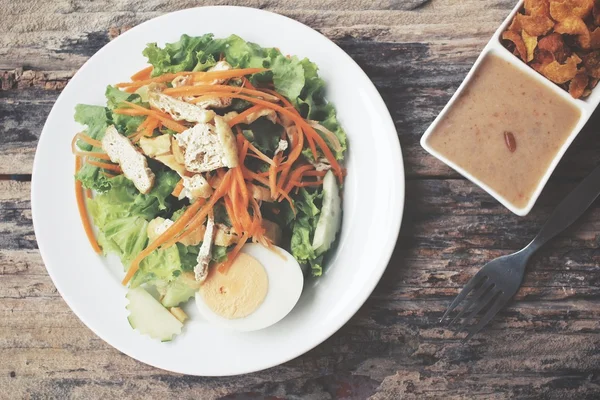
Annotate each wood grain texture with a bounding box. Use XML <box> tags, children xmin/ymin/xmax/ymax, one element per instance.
<box><xmin>2</xmin><ymin>0</ymin><xmax>600</xmax><ymax>398</ymax></box>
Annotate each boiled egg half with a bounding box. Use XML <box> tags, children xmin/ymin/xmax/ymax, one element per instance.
<box><xmin>195</xmin><ymin>243</ymin><xmax>304</xmax><ymax>331</ymax></box>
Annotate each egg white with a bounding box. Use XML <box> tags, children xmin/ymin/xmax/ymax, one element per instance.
<box><xmin>195</xmin><ymin>243</ymin><xmax>304</xmax><ymax>332</ymax></box>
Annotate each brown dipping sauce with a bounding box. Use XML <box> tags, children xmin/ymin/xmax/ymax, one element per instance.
<box><xmin>426</xmin><ymin>54</ymin><xmax>581</xmax><ymax>209</ymax></box>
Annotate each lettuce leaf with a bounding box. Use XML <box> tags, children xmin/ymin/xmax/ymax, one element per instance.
<box><xmin>88</xmin><ymin>170</ymin><xmax>179</xmax><ymax>228</ymax></box>
<box><xmin>177</xmin><ymin>242</ymin><xmax>229</xmax><ymax>272</ymax></box>
<box><xmin>290</xmin><ymin>188</ymin><xmax>324</xmax><ymax>276</ymax></box>
<box><xmin>143</xmin><ymin>34</ymin><xmax>215</xmax><ymax>76</ymax></box>
<box><xmin>130</xmin><ymin>245</ymin><xmax>182</xmax><ymax>288</ymax></box>
<box><xmin>105</xmin><ymin>86</ymin><xmax>146</xmax><ymax>135</ymax></box>
<box><xmin>97</xmin><ymin>216</ymin><xmax>148</xmax><ymax>266</ymax></box>
<box><xmin>87</xmin><ymin>170</ymin><xmax>179</xmax><ymax>267</ymax></box>
<box><xmin>74</xmin><ymin>104</ymin><xmax>109</xmax><ymax>150</ymax></box>
<box><xmin>73</xmin><ymin>104</ymin><xmax>112</xmax><ymax>192</ymax></box>
<box><xmin>271</xmin><ymin>55</ymin><xmax>305</xmax><ymax>100</ymax></box>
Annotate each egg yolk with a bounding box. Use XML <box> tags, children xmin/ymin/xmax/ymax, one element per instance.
<box><xmin>199</xmin><ymin>253</ymin><xmax>269</xmax><ymax>319</ymax></box>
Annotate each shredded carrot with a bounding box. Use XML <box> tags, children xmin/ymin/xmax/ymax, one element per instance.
<box><xmin>282</xmin><ymin>165</ymin><xmax>315</xmax><ymax>195</ymax></box>
<box><xmin>115</xmin><ymin>102</ymin><xmax>187</xmax><ymax>133</ymax></box>
<box><xmin>114</xmin><ymin>109</ymin><xmax>148</xmax><ymax>116</ymax></box>
<box><xmin>248</xmin><ymin>194</ymin><xmax>269</xmax><ymax>246</ymax></box>
<box><xmin>268</xmin><ymin>153</ymin><xmax>281</xmax><ymax>199</ymax></box>
<box><xmin>262</xmin><ymin>89</ymin><xmax>297</xmax><ymax>111</ymax></box>
<box><xmin>131</xmin><ymin>66</ymin><xmax>153</xmax><ymax>81</ymax></box>
<box><xmin>217</xmin><ymin>231</ymin><xmax>249</xmax><ymax>273</ymax></box>
<box><xmin>72</xmin><ymin>132</ymin><xmax>102</xmax><ymax>149</ymax></box>
<box><xmin>307</xmin><ymin>120</ymin><xmax>342</xmax><ymax>153</ymax></box>
<box><xmin>237</xmin><ymin>131</ymin><xmax>249</xmax><ymax>160</ymax></box>
<box><xmin>71</xmin><ymin>133</ymin><xmax>110</xmax><ymax>159</ymax></box>
<box><xmin>235</xmin><ymin>166</ymin><xmax>249</xmax><ymax>207</ymax></box>
<box><xmin>303</xmin><ymin>170</ymin><xmax>328</xmax><ymax>177</ymax></box>
<box><xmin>227</xmin><ymin>105</ymin><xmax>264</xmax><ymax>127</ymax></box>
<box><xmin>230</xmin><ymin>178</ymin><xmax>252</xmax><ymax>232</ymax></box>
<box><xmin>246</xmin><ymin>142</ymin><xmax>275</xmax><ymax>166</ymax></box>
<box><xmin>85</xmin><ymin>188</ymin><xmax>93</xmax><ymax>199</ymax></box>
<box><xmin>305</xmin><ymin>134</ymin><xmax>318</xmax><ymax>160</ymax></box>
<box><xmin>116</xmin><ymin>68</ymin><xmax>268</xmax><ymax>89</ymax></box>
<box><xmin>186</xmin><ymin>92</ymin><xmax>344</xmax><ymax>181</ymax></box>
<box><xmin>242</xmin><ymin>77</ymin><xmax>257</xmax><ymax>90</ymax></box>
<box><xmin>86</xmin><ymin>160</ymin><xmax>122</xmax><ymax>173</ymax></box>
<box><xmin>230</xmin><ymin>177</ymin><xmax>241</xmax><ymax>226</ymax></box>
<box><xmin>164</xmin><ymin>171</ymin><xmax>234</xmax><ymax>248</ymax></box>
<box><xmin>277</xmin><ymin>126</ymin><xmax>304</xmax><ymax>196</ymax></box>
<box><xmin>258</xmin><ymin>90</ymin><xmax>320</xmax><ymax>162</ymax></box>
<box><xmin>224</xmin><ymin>195</ymin><xmax>243</xmax><ymax>234</ymax></box>
<box><xmin>163</xmin><ymin>84</ymin><xmax>279</xmax><ymax>102</ymax></box>
<box><xmin>75</xmin><ymin>157</ymin><xmax>102</xmax><ymax>254</ymax></box>
<box><xmin>249</xmin><ymin>197</ymin><xmax>263</xmax><ymax>229</ymax></box>
<box><xmin>116</xmin><ymin>72</ymin><xmax>191</xmax><ymax>89</ymax></box>
<box><xmin>172</xmin><ymin>179</ymin><xmax>184</xmax><ymax>197</ymax></box>
<box><xmin>142</xmin><ymin>117</ymin><xmax>159</xmax><ymax>137</ymax></box>
<box><xmin>132</xmin><ymin>116</ymin><xmax>152</xmax><ymax>133</ymax></box>
<box><xmin>74</xmin><ymin>151</ymin><xmax>112</xmax><ymax>160</ymax></box>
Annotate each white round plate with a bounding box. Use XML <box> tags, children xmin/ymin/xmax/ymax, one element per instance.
<box><xmin>32</xmin><ymin>6</ymin><xmax>404</xmax><ymax>376</ymax></box>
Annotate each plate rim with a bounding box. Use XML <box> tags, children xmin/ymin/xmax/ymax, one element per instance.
<box><xmin>31</xmin><ymin>5</ymin><xmax>405</xmax><ymax>376</ymax></box>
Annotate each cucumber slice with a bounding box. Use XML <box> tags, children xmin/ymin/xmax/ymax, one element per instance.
<box><xmin>161</xmin><ymin>278</ymin><xmax>196</xmax><ymax>308</ymax></box>
<box><xmin>126</xmin><ymin>287</ymin><xmax>183</xmax><ymax>342</ymax></box>
<box><xmin>312</xmin><ymin>170</ymin><xmax>342</xmax><ymax>255</ymax></box>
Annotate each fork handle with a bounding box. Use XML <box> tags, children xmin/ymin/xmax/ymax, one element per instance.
<box><xmin>527</xmin><ymin>163</ymin><xmax>600</xmax><ymax>254</ymax></box>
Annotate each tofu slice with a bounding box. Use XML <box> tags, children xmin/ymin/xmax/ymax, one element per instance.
<box><xmin>194</xmin><ymin>96</ymin><xmax>232</xmax><ymax>109</ymax></box>
<box><xmin>171</xmin><ymin>136</ymin><xmax>185</xmax><ymax>164</ymax></box>
<box><xmin>244</xmin><ymin>108</ymin><xmax>277</xmax><ymax>125</ymax></box>
<box><xmin>222</xmin><ymin>109</ymin><xmax>277</xmax><ymax>125</ymax></box>
<box><xmin>149</xmin><ymin>92</ymin><xmax>215</xmax><ymax>124</ymax></box>
<box><xmin>206</xmin><ymin>60</ymin><xmax>232</xmax><ymax>85</ymax></box>
<box><xmin>178</xmin><ymin>223</ymin><xmax>206</xmax><ymax>247</ymax></box>
<box><xmin>147</xmin><ymin>217</ymin><xmax>174</xmax><ymax>243</ymax></box>
<box><xmin>155</xmin><ymin>154</ymin><xmax>187</xmax><ymax>177</ymax></box>
<box><xmin>262</xmin><ymin>219</ymin><xmax>282</xmax><ymax>245</ymax></box>
<box><xmin>222</xmin><ymin>111</ymin><xmax>239</xmax><ymax>124</ymax></box>
<box><xmin>102</xmin><ymin>125</ymin><xmax>155</xmax><ymax>194</ymax></box>
<box><xmin>174</xmin><ymin>116</ymin><xmax>238</xmax><ymax>173</ymax></box>
<box><xmin>195</xmin><ymin>213</ymin><xmax>215</xmax><ymax>282</ymax></box>
<box><xmin>181</xmin><ymin>174</ymin><xmax>213</xmax><ymax>201</ymax></box>
<box><xmin>214</xmin><ymin>224</ymin><xmax>239</xmax><ymax>247</ymax></box>
<box><xmin>171</xmin><ymin>75</ymin><xmax>191</xmax><ymax>88</ymax></box>
<box><xmin>171</xmin><ymin>75</ymin><xmax>232</xmax><ymax>109</ymax></box>
<box><xmin>139</xmin><ymin>134</ymin><xmax>172</xmax><ymax>157</ymax></box>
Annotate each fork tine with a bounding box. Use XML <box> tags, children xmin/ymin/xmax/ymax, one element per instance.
<box><xmin>463</xmin><ymin>295</ymin><xmax>510</xmax><ymax>341</ymax></box>
<box><xmin>440</xmin><ymin>274</ymin><xmax>486</xmax><ymax>322</ymax></box>
<box><xmin>458</xmin><ymin>288</ymin><xmax>501</xmax><ymax>330</ymax></box>
<box><xmin>448</xmin><ymin>278</ymin><xmax>492</xmax><ymax>326</ymax></box>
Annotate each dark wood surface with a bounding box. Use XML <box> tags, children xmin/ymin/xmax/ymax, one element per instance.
<box><xmin>2</xmin><ymin>0</ymin><xmax>600</xmax><ymax>398</ymax></box>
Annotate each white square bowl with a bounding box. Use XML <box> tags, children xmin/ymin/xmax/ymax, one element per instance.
<box><xmin>420</xmin><ymin>0</ymin><xmax>599</xmax><ymax>216</ymax></box>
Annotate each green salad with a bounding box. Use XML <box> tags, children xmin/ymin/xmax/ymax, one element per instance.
<box><xmin>72</xmin><ymin>34</ymin><xmax>346</xmax><ymax>340</ymax></box>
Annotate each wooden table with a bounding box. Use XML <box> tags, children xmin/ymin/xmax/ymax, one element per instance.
<box><xmin>2</xmin><ymin>0</ymin><xmax>600</xmax><ymax>398</ymax></box>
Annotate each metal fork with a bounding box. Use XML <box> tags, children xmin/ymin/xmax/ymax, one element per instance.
<box><xmin>441</xmin><ymin>163</ymin><xmax>600</xmax><ymax>340</ymax></box>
